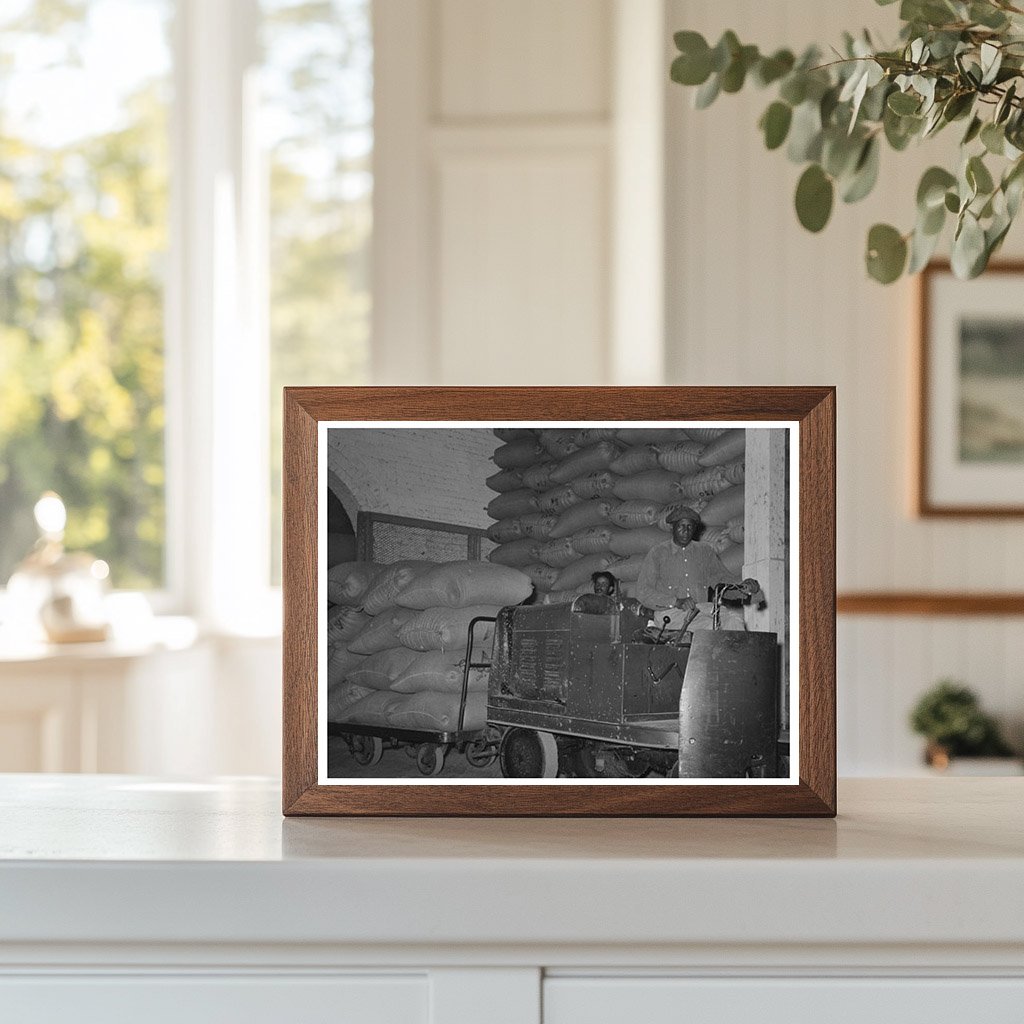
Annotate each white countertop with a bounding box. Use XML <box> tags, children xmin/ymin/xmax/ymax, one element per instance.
<box><xmin>1</xmin><ymin>775</ymin><xmax>1022</xmax><ymax>955</ymax></box>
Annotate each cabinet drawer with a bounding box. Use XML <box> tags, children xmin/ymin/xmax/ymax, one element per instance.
<box><xmin>0</xmin><ymin>974</ymin><xmax>427</xmax><ymax>1024</ymax></box>
<box><xmin>544</xmin><ymin>977</ymin><xmax>1024</xmax><ymax>1023</ymax></box>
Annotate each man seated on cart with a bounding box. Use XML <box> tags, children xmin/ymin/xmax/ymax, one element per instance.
<box><xmin>636</xmin><ymin>505</ymin><xmax>762</xmax><ymax>633</ymax></box>
<box><xmin>573</xmin><ymin>570</ymin><xmax>622</xmax><ymax>614</ymax></box>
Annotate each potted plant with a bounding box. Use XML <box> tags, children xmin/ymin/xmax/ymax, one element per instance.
<box><xmin>909</xmin><ymin>679</ymin><xmax>1017</xmax><ymax>770</ymax></box>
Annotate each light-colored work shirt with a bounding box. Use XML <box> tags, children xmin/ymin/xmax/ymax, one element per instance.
<box><xmin>636</xmin><ymin>539</ymin><xmax>740</xmax><ymax>610</ymax></box>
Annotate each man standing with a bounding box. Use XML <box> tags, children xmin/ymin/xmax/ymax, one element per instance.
<box><xmin>636</xmin><ymin>505</ymin><xmax>761</xmax><ymax>631</ymax></box>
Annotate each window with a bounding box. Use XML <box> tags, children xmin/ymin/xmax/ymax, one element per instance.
<box><xmin>261</xmin><ymin>0</ymin><xmax>373</xmax><ymax>581</ymax></box>
<box><xmin>0</xmin><ymin>0</ymin><xmax>373</xmax><ymax>617</ymax></box>
<box><xmin>0</xmin><ymin>0</ymin><xmax>173</xmax><ymax>589</ymax></box>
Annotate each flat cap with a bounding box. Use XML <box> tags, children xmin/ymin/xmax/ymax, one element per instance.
<box><xmin>665</xmin><ymin>504</ymin><xmax>702</xmax><ymax>525</ymax></box>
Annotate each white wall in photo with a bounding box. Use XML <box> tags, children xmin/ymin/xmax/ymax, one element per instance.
<box><xmin>665</xmin><ymin>0</ymin><xmax>1024</xmax><ymax>773</ymax></box>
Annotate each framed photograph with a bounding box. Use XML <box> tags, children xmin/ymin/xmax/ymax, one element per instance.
<box><xmin>917</xmin><ymin>261</ymin><xmax>1024</xmax><ymax>517</ymax></box>
<box><xmin>283</xmin><ymin>387</ymin><xmax>836</xmax><ymax>816</ymax></box>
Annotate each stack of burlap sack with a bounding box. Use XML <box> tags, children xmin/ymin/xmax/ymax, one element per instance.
<box><xmin>485</xmin><ymin>427</ymin><xmax>746</xmax><ymax>603</ymax></box>
<box><xmin>325</xmin><ymin>559</ymin><xmax>532</xmax><ymax>731</ymax></box>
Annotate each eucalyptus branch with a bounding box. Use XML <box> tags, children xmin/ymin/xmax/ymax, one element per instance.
<box><xmin>670</xmin><ymin>0</ymin><xmax>1024</xmax><ymax>283</ymax></box>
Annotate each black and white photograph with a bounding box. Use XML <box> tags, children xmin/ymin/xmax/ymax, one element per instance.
<box><xmin>319</xmin><ymin>422</ymin><xmax>795</xmax><ymax>783</ymax></box>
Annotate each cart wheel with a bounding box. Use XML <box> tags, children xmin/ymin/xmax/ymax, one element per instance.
<box><xmin>416</xmin><ymin>743</ymin><xmax>446</xmax><ymax>777</ymax></box>
<box><xmin>351</xmin><ymin>735</ymin><xmax>383</xmax><ymax>767</ymax></box>
<box><xmin>499</xmin><ymin>728</ymin><xmax>558</xmax><ymax>778</ymax></box>
<box><xmin>464</xmin><ymin>738</ymin><xmax>498</xmax><ymax>769</ymax></box>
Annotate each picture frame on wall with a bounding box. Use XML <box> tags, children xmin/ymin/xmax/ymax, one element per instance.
<box><xmin>917</xmin><ymin>261</ymin><xmax>1024</xmax><ymax>517</ymax></box>
<box><xmin>282</xmin><ymin>387</ymin><xmax>836</xmax><ymax>817</ymax></box>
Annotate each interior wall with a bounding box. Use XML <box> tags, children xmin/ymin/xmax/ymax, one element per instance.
<box><xmin>326</xmin><ymin>428</ymin><xmax>495</xmax><ymax>529</ymax></box>
<box><xmin>665</xmin><ymin>0</ymin><xmax>1024</xmax><ymax>772</ymax></box>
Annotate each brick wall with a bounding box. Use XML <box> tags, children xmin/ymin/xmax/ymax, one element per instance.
<box><xmin>326</xmin><ymin>427</ymin><xmax>495</xmax><ymax>529</ymax></box>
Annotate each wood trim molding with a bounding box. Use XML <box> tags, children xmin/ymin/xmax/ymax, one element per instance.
<box><xmin>838</xmin><ymin>592</ymin><xmax>1024</xmax><ymax>616</ymax></box>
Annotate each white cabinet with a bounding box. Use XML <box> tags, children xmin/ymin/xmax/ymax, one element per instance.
<box><xmin>545</xmin><ymin>977</ymin><xmax>1024</xmax><ymax>1023</ymax></box>
<box><xmin>1</xmin><ymin>777</ymin><xmax>1022</xmax><ymax>1022</ymax></box>
<box><xmin>2</xmin><ymin>975</ymin><xmax>428</xmax><ymax>1024</ymax></box>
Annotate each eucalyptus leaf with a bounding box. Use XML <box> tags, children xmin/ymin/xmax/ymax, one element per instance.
<box><xmin>842</xmin><ymin>137</ymin><xmax>881</xmax><ymax>203</ymax></box>
<box><xmin>795</xmin><ymin>164</ymin><xmax>834</xmax><ymax>232</ymax></box>
<box><xmin>967</xmin><ymin>154</ymin><xmax>995</xmax><ymax>195</ymax></box>
<box><xmin>866</xmin><ymin>223</ymin><xmax>908</xmax><ymax>283</ymax></box>
<box><xmin>694</xmin><ymin>73</ymin><xmax>721</xmax><ymax>109</ymax></box>
<box><xmin>951</xmin><ymin>211</ymin><xmax>986</xmax><ymax>278</ymax></box>
<box><xmin>908</xmin><ymin>221</ymin><xmax>943</xmax><ymax>273</ymax></box>
<box><xmin>917</xmin><ymin>166</ymin><xmax>957</xmax><ymax>210</ymax></box>
<box><xmin>754</xmin><ymin>49</ymin><xmax>795</xmax><ymax>87</ymax></box>
<box><xmin>888</xmin><ymin>90</ymin><xmax>921</xmax><ymax>115</ymax></box>
<box><xmin>710</xmin><ymin>31</ymin><xmax>740</xmax><ymax>74</ymax></box>
<box><xmin>962</xmin><ymin>115</ymin><xmax>983</xmax><ymax>145</ymax></box>
<box><xmin>760</xmin><ymin>101</ymin><xmax>793</xmax><ymax>150</ymax></box>
<box><xmin>787</xmin><ymin>100</ymin><xmax>824</xmax><ymax>162</ymax></box>
<box><xmin>944</xmin><ymin>190</ymin><xmax>961</xmax><ymax>213</ymax></box>
<box><xmin>981</xmin><ymin>122</ymin><xmax>1006</xmax><ymax>155</ymax></box>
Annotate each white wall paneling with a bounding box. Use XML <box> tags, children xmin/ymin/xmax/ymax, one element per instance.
<box><xmin>665</xmin><ymin>0</ymin><xmax>1024</xmax><ymax>775</ymax></box>
<box><xmin>373</xmin><ymin>0</ymin><xmax>664</xmax><ymax>386</ymax></box>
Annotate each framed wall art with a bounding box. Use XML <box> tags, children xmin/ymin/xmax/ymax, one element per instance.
<box><xmin>917</xmin><ymin>261</ymin><xmax>1024</xmax><ymax>517</ymax></box>
<box><xmin>282</xmin><ymin>387</ymin><xmax>836</xmax><ymax>816</ymax></box>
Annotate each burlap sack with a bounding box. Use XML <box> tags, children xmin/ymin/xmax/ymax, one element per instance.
<box><xmin>698</xmin><ymin>428</ymin><xmax>746</xmax><ymax>467</ymax></box>
<box><xmin>548</xmin><ymin>498</ymin><xmax>617</xmax><ymax>538</ymax></box>
<box><xmin>572</xmin><ymin>427</ymin><xmax>619</xmax><ymax>446</ymax></box>
<box><xmin>493</xmin><ymin>438</ymin><xmax>544</xmax><ymax>469</ymax></box>
<box><xmin>334</xmin><ymin>689</ymin><xmax>407</xmax><ymax>727</ymax></box>
<box><xmin>396</xmin><ymin>562</ymin><xmax>532</xmax><ymax>609</ymax></box>
<box><xmin>346</xmin><ymin>647</ymin><xmax>421</xmax><ymax>691</ymax></box>
<box><xmin>727</xmin><ymin>516</ymin><xmax>745</xmax><ymax>544</ymax></box>
<box><xmin>326</xmin><ymin>680</ymin><xmax>375</xmax><ymax>722</ymax></box>
<box><xmin>613</xmin><ymin>470</ymin><xmax>681</xmax><ymax>504</ymax></box>
<box><xmin>571</xmin><ymin>526</ymin><xmax>615</xmax><ymax>555</ymax></box>
<box><xmin>387</xmin><ymin>689</ymin><xmax>488</xmax><ymax>732</ymax></box>
<box><xmin>723</xmin><ymin>459</ymin><xmax>746</xmax><ymax>485</ymax></box>
<box><xmin>348</xmin><ymin>607</ymin><xmax>419</xmax><ymax>655</ymax></box>
<box><xmin>522</xmin><ymin>562</ymin><xmax>561</xmax><ymax>591</ymax></box>
<box><xmin>684</xmin><ymin>427</ymin><xmax>727</xmax><ymax>443</ymax></box>
<box><xmin>609</xmin><ymin>444</ymin><xmax>661</xmax><ymax>475</ymax></box>
<box><xmin>537</xmin><ymin>484</ymin><xmax>582</xmax><ymax>513</ymax></box>
<box><xmin>720</xmin><ymin>542</ymin><xmax>745</xmax><ymax>575</ymax></box>
<box><xmin>609</xmin><ymin>500</ymin><xmax>664</xmax><ymax>529</ymax></box>
<box><xmin>701</xmin><ymin>484</ymin><xmax>745</xmax><ymax>525</ymax></box>
<box><xmin>486</xmin><ymin>517</ymin><xmax>524</xmax><ymax>544</ymax></box>
<box><xmin>569</xmin><ymin>471</ymin><xmax>620</xmax><ymax>500</ymax></box>
<box><xmin>326</xmin><ymin>561</ymin><xmax>383</xmax><ymax>607</ymax></box>
<box><xmin>390</xmin><ymin>649</ymin><xmax>489</xmax><ymax>695</ymax></box>
<box><xmin>521</xmin><ymin>461</ymin><xmax>558</xmax><ymax>491</ymax></box>
<box><xmin>486</xmin><ymin>488</ymin><xmax>539</xmax><ymax>519</ymax></box>
<box><xmin>550</xmin><ymin>440</ymin><xmax>621</xmax><ymax>484</ymax></box>
<box><xmin>607</xmin><ymin>554</ymin><xmax>646</xmax><ymax>582</ymax></box>
<box><xmin>553</xmin><ymin>553</ymin><xmax>615</xmax><ymax>592</ymax></box>
<box><xmin>617</xmin><ymin>427</ymin><xmax>689</xmax><ymax>445</ymax></box>
<box><xmin>698</xmin><ymin>525</ymin><xmax>732</xmax><ymax>553</ymax></box>
<box><xmin>397</xmin><ymin>605</ymin><xmax>501</xmax><ymax>651</ymax></box>
<box><xmin>485</xmin><ymin>467</ymin><xmax>524</xmax><ymax>493</ymax></box>
<box><xmin>657</xmin><ymin>439</ymin><xmax>706</xmax><ymax>473</ymax></box>
<box><xmin>327</xmin><ymin>646</ymin><xmax>369</xmax><ymax>687</ymax></box>
<box><xmin>536</xmin><ymin>537</ymin><xmax>580</xmax><ymax>568</ymax></box>
<box><xmin>608</xmin><ymin>526</ymin><xmax>666</xmax><ymax>557</ymax></box>
<box><xmin>493</xmin><ymin>427</ymin><xmax>536</xmax><ymax>442</ymax></box>
<box><xmin>676</xmin><ymin>465</ymin><xmax>732</xmax><ymax>500</ymax></box>
<box><xmin>516</xmin><ymin>512</ymin><xmax>561</xmax><ymax>539</ymax></box>
<box><xmin>538</xmin><ymin>429</ymin><xmax>580</xmax><ymax>458</ymax></box>
<box><xmin>362</xmin><ymin>561</ymin><xmax>434</xmax><ymax>615</ymax></box>
<box><xmin>488</xmin><ymin>538</ymin><xmax>542</xmax><ymax>567</ymax></box>
<box><xmin>326</xmin><ymin>606</ymin><xmax>371</xmax><ymax>649</ymax></box>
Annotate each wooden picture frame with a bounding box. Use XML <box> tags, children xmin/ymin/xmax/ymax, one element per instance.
<box><xmin>283</xmin><ymin>387</ymin><xmax>836</xmax><ymax>816</ymax></box>
<box><xmin>917</xmin><ymin>261</ymin><xmax>1024</xmax><ymax>517</ymax></box>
